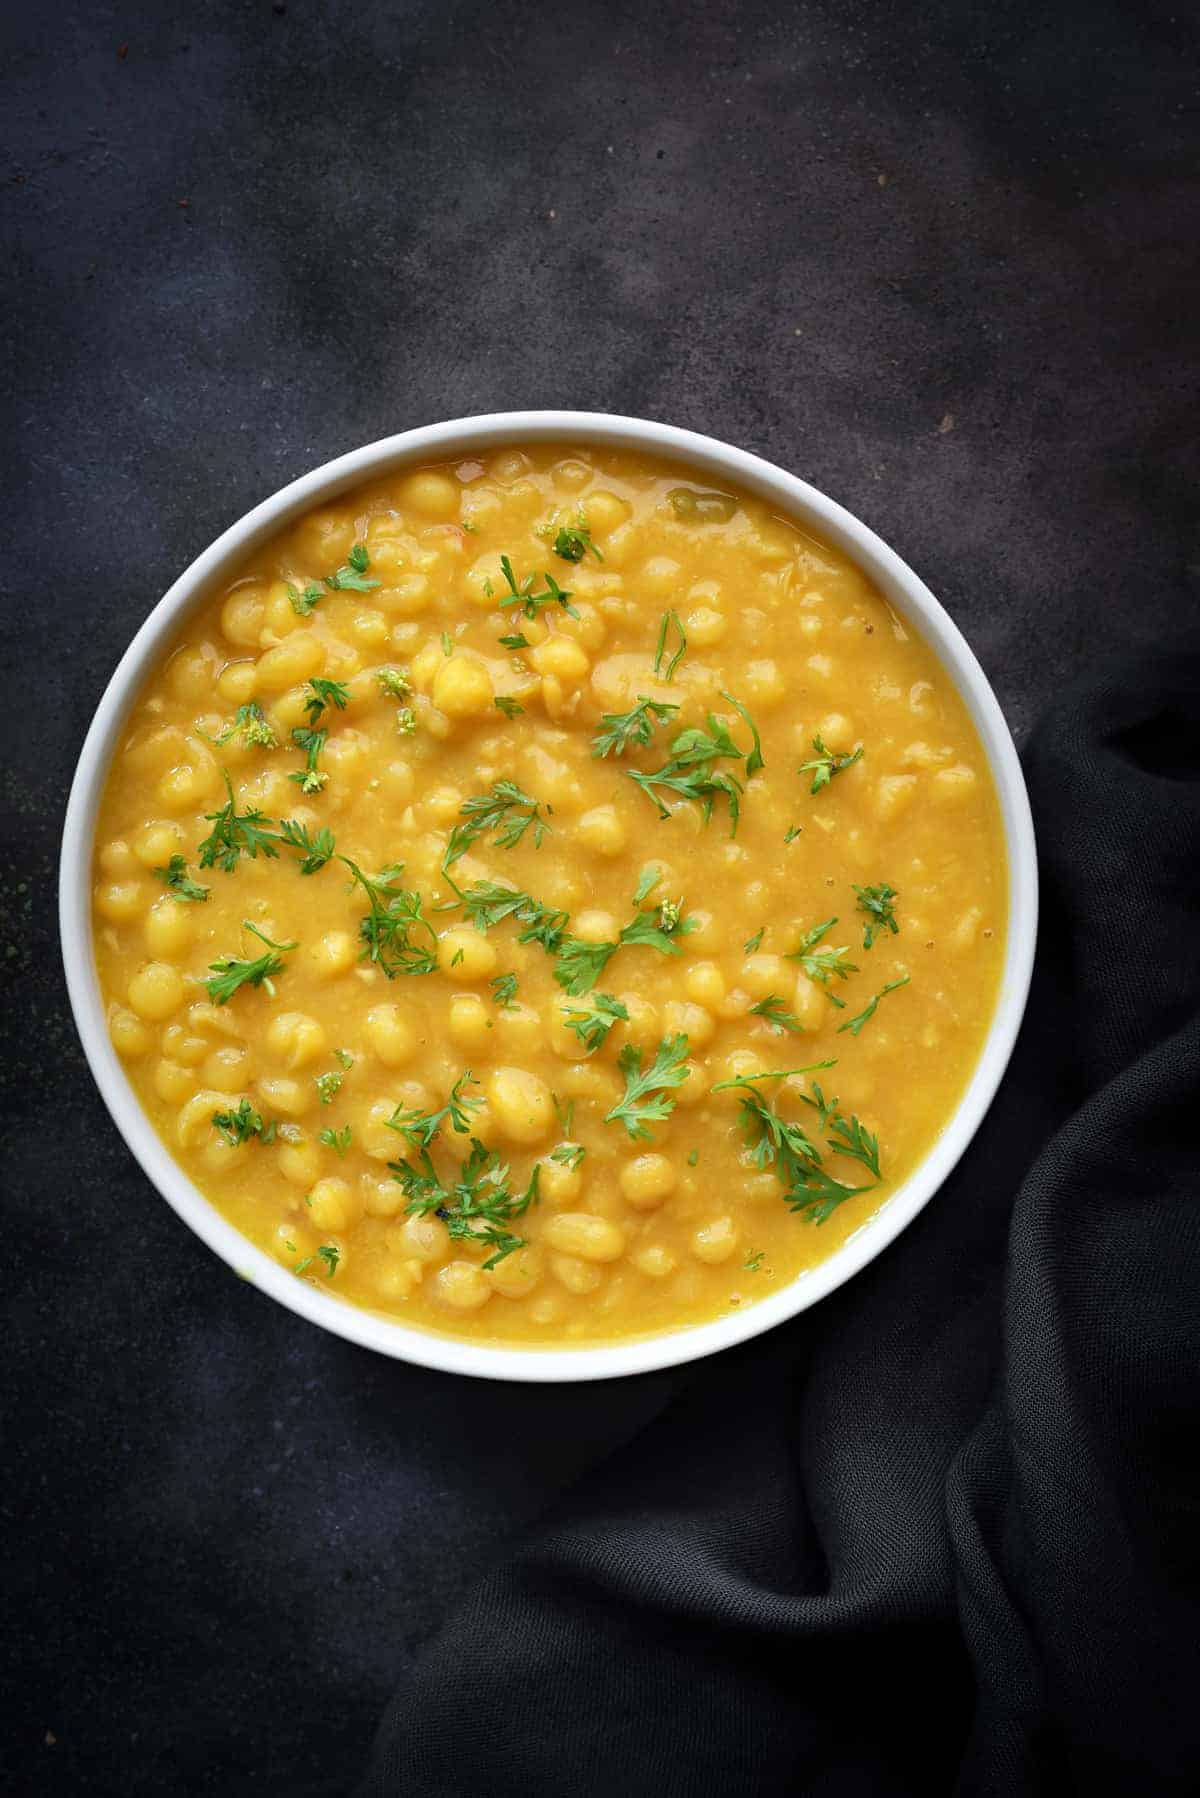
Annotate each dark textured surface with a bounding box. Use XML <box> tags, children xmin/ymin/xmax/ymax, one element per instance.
<box><xmin>1</xmin><ymin>1</ymin><xmax>1195</xmax><ymax>1792</ymax></box>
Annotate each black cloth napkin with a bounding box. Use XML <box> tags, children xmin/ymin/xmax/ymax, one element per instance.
<box><xmin>358</xmin><ymin>644</ymin><xmax>1200</xmax><ymax>1797</ymax></box>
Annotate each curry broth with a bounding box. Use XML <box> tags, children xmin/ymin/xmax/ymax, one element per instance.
<box><xmin>92</xmin><ymin>444</ymin><xmax>1006</xmax><ymax>1344</ymax></box>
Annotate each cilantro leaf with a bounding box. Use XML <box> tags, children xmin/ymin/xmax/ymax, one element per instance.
<box><xmin>591</xmin><ymin>696</ymin><xmax>680</xmax><ymax>759</ymax></box>
<box><xmin>653</xmin><ymin>609</ymin><xmax>687</xmax><ymax>681</ymax></box>
<box><xmin>563</xmin><ymin>993</ymin><xmax>629</xmax><ymax>1053</ymax></box>
<box><xmin>799</xmin><ymin>734</ymin><xmax>863</xmax><ymax>793</ymax></box>
<box><xmin>854</xmin><ymin>883</ymin><xmax>900</xmax><ymax>949</ymax></box>
<box><xmin>604</xmin><ymin>1032</ymin><xmax>692</xmax><ymax>1140</ymax></box>
<box><xmin>205</xmin><ymin>921</ymin><xmax>297</xmax><ymax>1004</ymax></box>
<box><xmin>197</xmin><ymin>774</ymin><xmax>282</xmax><ymax>873</ymax></box>
<box><xmin>154</xmin><ymin>855</ymin><xmax>209</xmax><ymax>903</ymax></box>
<box><xmin>838</xmin><ymin>975</ymin><xmax>910</xmax><ymax>1037</ymax></box>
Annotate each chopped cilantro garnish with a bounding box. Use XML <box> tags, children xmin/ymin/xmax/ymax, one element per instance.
<box><xmin>627</xmin><ymin>711</ymin><xmax>748</xmax><ymax>834</ymax></box>
<box><xmin>550</xmin><ymin>1142</ymin><xmax>586</xmax><ymax>1170</ymax></box>
<box><xmin>197</xmin><ymin>774</ymin><xmax>282</xmax><ymax>873</ymax></box>
<box><xmin>552</xmin><ymin>519</ymin><xmax>603</xmax><ymax>563</ymax></box>
<box><xmin>324</xmin><ymin>545</ymin><xmax>379</xmax><ymax>593</ymax></box>
<box><xmin>748</xmin><ymin>995</ymin><xmax>807</xmax><ymax>1035</ymax></box>
<box><xmin>287</xmin><ymin>582</ymin><xmax>326</xmax><ymax>616</ymax></box>
<box><xmin>653</xmin><ymin>609</ymin><xmax>687</xmax><ymax>681</ymax></box>
<box><xmin>205</xmin><ymin>921</ymin><xmax>297</xmax><ymax>1005</ymax></box>
<box><xmin>553</xmin><ymin>887</ymin><xmax>696</xmax><ymax>995</ymax></box>
<box><xmin>604</xmin><ymin>1032</ymin><xmax>692</xmax><ymax>1140</ymax></box>
<box><xmin>303</xmin><ymin>678</ymin><xmax>350</xmax><ymax>726</ymax></box>
<box><xmin>458</xmin><ymin>880</ymin><xmax>568</xmax><ymax>952</ymax></box>
<box><xmin>497</xmin><ymin>553</ymin><xmax>579</xmax><ymax>621</ymax></box>
<box><xmin>387</xmin><ymin>1070</ymin><xmax>482</xmax><ymax>1149</ymax></box>
<box><xmin>200</xmin><ymin>702</ymin><xmax>277</xmax><ymax>750</ymax></box>
<box><xmin>154</xmin><ymin>855</ymin><xmax>209</xmax><ymax>903</ymax></box>
<box><xmin>211</xmin><ymin>1097</ymin><xmax>271</xmax><ymax>1147</ymax></box>
<box><xmin>785</xmin><ymin>918</ymin><xmax>858</xmax><ymax>1006</ymax></box>
<box><xmin>377</xmin><ymin>667</ymin><xmax>412</xmax><ymax>698</ymax></box>
<box><xmin>563</xmin><ymin>992</ymin><xmax>629</xmax><ymax>1052</ymax></box>
<box><xmin>341</xmin><ymin>858</ymin><xmax>438</xmax><ymax>978</ymax></box>
<box><xmin>296</xmin><ymin>1243</ymin><xmax>341</xmax><ymax>1278</ymax></box>
<box><xmin>591</xmin><ymin>696</ymin><xmax>680</xmax><ymax>759</ymax></box>
<box><xmin>443</xmin><ymin>781</ymin><xmax>552</xmax><ymax>874</ymax></box>
<box><xmin>838</xmin><ymin>975</ymin><xmax>910</xmax><ymax>1036</ymax></box>
<box><xmin>799</xmin><ymin>734</ymin><xmax>863</xmax><ymax>793</ymax></box>
<box><xmin>490</xmin><ymin>971</ymin><xmax>519</xmax><ymax>1010</ymax></box>
<box><xmin>276</xmin><ymin>819</ymin><xmax>336</xmax><ymax>874</ymax></box>
<box><xmin>854</xmin><ymin>883</ymin><xmax>900</xmax><ymax>949</ymax></box>
<box><xmin>289</xmin><ymin>726</ymin><xmax>328</xmax><ymax>793</ymax></box>
<box><xmin>392</xmin><ymin>1136</ymin><xmax>540</xmax><ymax>1268</ymax></box>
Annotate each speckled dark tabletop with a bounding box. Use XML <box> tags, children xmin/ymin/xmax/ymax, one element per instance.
<box><xmin>2</xmin><ymin>1</ymin><xmax>1196</xmax><ymax>1792</ymax></box>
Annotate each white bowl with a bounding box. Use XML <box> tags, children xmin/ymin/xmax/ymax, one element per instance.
<box><xmin>60</xmin><ymin>411</ymin><xmax>1037</xmax><ymax>1382</ymax></box>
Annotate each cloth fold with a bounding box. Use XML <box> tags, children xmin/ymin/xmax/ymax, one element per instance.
<box><xmin>359</xmin><ymin>645</ymin><xmax>1200</xmax><ymax>1797</ymax></box>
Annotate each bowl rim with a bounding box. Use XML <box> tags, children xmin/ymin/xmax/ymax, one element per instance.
<box><xmin>60</xmin><ymin>409</ymin><xmax>1038</xmax><ymax>1383</ymax></box>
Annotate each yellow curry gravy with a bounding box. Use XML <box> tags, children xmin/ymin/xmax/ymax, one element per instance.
<box><xmin>92</xmin><ymin>444</ymin><xmax>1006</xmax><ymax>1344</ymax></box>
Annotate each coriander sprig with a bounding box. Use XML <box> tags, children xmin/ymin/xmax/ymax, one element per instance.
<box><xmin>712</xmin><ymin>1075</ymin><xmax>823</xmax><ymax>1181</ymax></box>
<box><xmin>490</xmin><ymin>971</ymin><xmax>519</xmax><ymax>1010</ymax></box>
<box><xmin>303</xmin><ymin>678</ymin><xmax>350</xmax><ymax>726</ymax></box>
<box><xmin>563</xmin><ymin>993</ymin><xmax>629</xmax><ymax>1053</ymax></box>
<box><xmin>605</xmin><ymin>1032</ymin><xmax>692</xmax><ymax>1140</ymax></box>
<box><xmin>154</xmin><ymin>856</ymin><xmax>209</xmax><ymax>903</ymax></box>
<box><xmin>497</xmin><ymin>554</ymin><xmax>579</xmax><ymax>621</ymax></box>
<box><xmin>211</xmin><ymin>1098</ymin><xmax>274</xmax><ymax>1147</ymax></box>
<box><xmin>553</xmin><ymin>889</ymin><xmax>696</xmax><ymax>995</ymax></box>
<box><xmin>653</xmin><ymin>610</ymin><xmax>687</xmax><ymax>681</ymax></box>
<box><xmin>551</xmin><ymin>516</ymin><xmax>603</xmax><ymax>563</ymax></box>
<box><xmin>289</xmin><ymin>726</ymin><xmax>328</xmax><ymax>793</ymax></box>
<box><xmin>205</xmin><ymin>921</ymin><xmax>297</xmax><ymax>1005</ymax></box>
<box><xmin>591</xmin><ymin>696</ymin><xmax>680</xmax><ymax>759</ymax></box>
<box><xmin>748</xmin><ymin>996</ymin><xmax>807</xmax><ymax>1035</ymax></box>
<box><xmin>387</xmin><ymin>1071</ymin><xmax>482</xmax><ymax>1149</ymax></box>
<box><xmin>200</xmin><ymin>703</ymin><xmax>277</xmax><ymax>750</ymax></box>
<box><xmin>785</xmin><ymin>918</ymin><xmax>858</xmax><ymax>1006</ymax></box>
<box><xmin>719</xmin><ymin>690</ymin><xmax>764</xmax><ymax>777</ymax></box>
<box><xmin>295</xmin><ymin>1243</ymin><xmax>341</xmax><ymax>1279</ymax></box>
<box><xmin>710</xmin><ymin>1064</ymin><xmax>877</xmax><ymax>1226</ymax></box>
<box><xmin>838</xmin><ymin>974</ymin><xmax>910</xmax><ymax>1037</ymax></box>
<box><xmin>799</xmin><ymin>734</ymin><xmax>863</xmax><ymax>793</ymax></box>
<box><xmin>626</xmin><ymin>698</ymin><xmax>762</xmax><ymax>835</ymax></box>
<box><xmin>458</xmin><ymin>880</ymin><xmax>568</xmax><ymax>952</ymax></box>
<box><xmin>392</xmin><ymin>1137</ymin><xmax>540</xmax><ymax>1268</ymax></box>
<box><xmin>197</xmin><ymin>774</ymin><xmax>283</xmax><ymax>873</ymax></box>
<box><xmin>288</xmin><ymin>582</ymin><xmax>325</xmax><ymax>617</ymax></box>
<box><xmin>276</xmin><ymin>819</ymin><xmax>337</xmax><ymax>875</ymax></box>
<box><xmin>826</xmin><ymin>1112</ymin><xmax>881</xmax><ymax>1179</ymax></box>
<box><xmin>854</xmin><ymin>883</ymin><xmax>899</xmax><ymax>949</ymax></box>
<box><xmin>324</xmin><ymin>543</ymin><xmax>379</xmax><ymax>593</ymax></box>
<box><xmin>341</xmin><ymin>859</ymin><xmax>439</xmax><ymax>978</ymax></box>
<box><xmin>286</xmin><ymin>546</ymin><xmax>380</xmax><ymax>617</ymax></box>
<box><xmin>443</xmin><ymin>781</ymin><xmax>553</xmax><ymax>874</ymax></box>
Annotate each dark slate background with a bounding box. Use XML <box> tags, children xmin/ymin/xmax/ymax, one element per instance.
<box><xmin>2</xmin><ymin>1</ymin><xmax>1195</xmax><ymax>1792</ymax></box>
